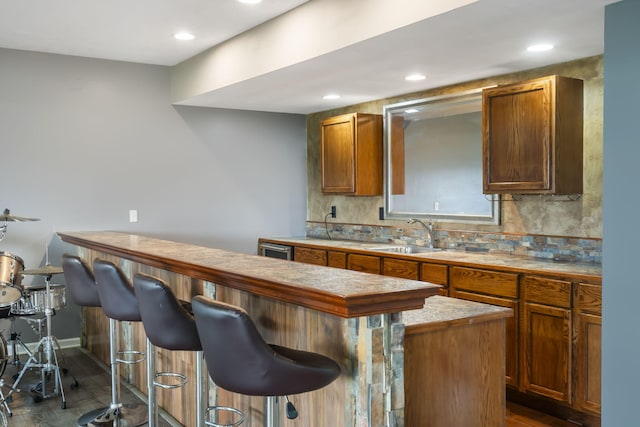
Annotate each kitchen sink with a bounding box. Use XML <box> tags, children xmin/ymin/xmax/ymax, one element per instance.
<box><xmin>370</xmin><ymin>245</ymin><xmax>444</xmax><ymax>254</ymax></box>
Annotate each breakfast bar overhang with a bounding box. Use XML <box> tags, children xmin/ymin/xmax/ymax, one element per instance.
<box><xmin>58</xmin><ymin>231</ymin><xmax>511</xmax><ymax>427</ymax></box>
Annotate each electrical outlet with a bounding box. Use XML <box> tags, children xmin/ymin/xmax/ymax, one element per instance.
<box><xmin>331</xmin><ymin>206</ymin><xmax>337</xmax><ymax>218</ymax></box>
<box><xmin>129</xmin><ymin>209</ymin><xmax>138</xmax><ymax>223</ymax></box>
<box><xmin>434</xmin><ymin>201</ymin><xmax>440</xmax><ymax>211</ymax></box>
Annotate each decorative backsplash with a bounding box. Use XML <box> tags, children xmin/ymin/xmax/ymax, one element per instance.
<box><xmin>306</xmin><ymin>221</ymin><xmax>602</xmax><ymax>264</ymax></box>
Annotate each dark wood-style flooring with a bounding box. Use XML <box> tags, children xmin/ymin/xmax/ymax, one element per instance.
<box><xmin>0</xmin><ymin>346</ymin><xmax>572</xmax><ymax>426</ymax></box>
<box><xmin>0</xmin><ymin>346</ymin><xmax>176</xmax><ymax>426</ymax></box>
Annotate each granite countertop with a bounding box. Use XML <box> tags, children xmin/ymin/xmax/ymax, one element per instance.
<box><xmin>403</xmin><ymin>295</ymin><xmax>513</xmax><ymax>335</ymax></box>
<box><xmin>58</xmin><ymin>231</ymin><xmax>440</xmax><ymax>318</ymax></box>
<box><xmin>259</xmin><ymin>236</ymin><xmax>602</xmax><ymax>281</ymax></box>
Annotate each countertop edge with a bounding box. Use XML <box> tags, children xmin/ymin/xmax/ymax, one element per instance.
<box><xmin>58</xmin><ymin>231</ymin><xmax>440</xmax><ymax>318</ymax></box>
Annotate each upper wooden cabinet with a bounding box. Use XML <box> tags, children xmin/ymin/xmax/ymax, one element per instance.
<box><xmin>321</xmin><ymin>113</ymin><xmax>383</xmax><ymax>195</ymax></box>
<box><xmin>482</xmin><ymin>75</ymin><xmax>583</xmax><ymax>194</ymax></box>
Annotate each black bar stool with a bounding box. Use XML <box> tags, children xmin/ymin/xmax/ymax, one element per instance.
<box><xmin>192</xmin><ymin>296</ymin><xmax>341</xmax><ymax>427</ymax></box>
<box><xmin>61</xmin><ymin>254</ymin><xmax>110</xmax><ymax>427</ymax></box>
<box><xmin>93</xmin><ymin>259</ymin><xmax>148</xmax><ymax>427</ymax></box>
<box><xmin>133</xmin><ymin>273</ymin><xmax>218</xmax><ymax>427</ymax></box>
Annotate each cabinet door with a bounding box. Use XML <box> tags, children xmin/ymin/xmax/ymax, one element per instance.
<box><xmin>484</xmin><ymin>78</ymin><xmax>551</xmax><ymax>192</ymax></box>
<box><xmin>453</xmin><ymin>290</ymin><xmax>519</xmax><ymax>387</ymax></box>
<box><xmin>347</xmin><ymin>254</ymin><xmax>381</xmax><ymax>274</ymax></box>
<box><xmin>321</xmin><ymin>113</ymin><xmax>382</xmax><ymax>195</ymax></box>
<box><xmin>321</xmin><ymin>114</ymin><xmax>356</xmax><ymax>193</ymax></box>
<box><xmin>574</xmin><ymin>283</ymin><xmax>602</xmax><ymax>415</ymax></box>
<box><xmin>522</xmin><ymin>302</ymin><xmax>572</xmax><ymax>403</ymax></box>
<box><xmin>482</xmin><ymin>75</ymin><xmax>583</xmax><ymax>194</ymax></box>
<box><xmin>294</xmin><ymin>247</ymin><xmax>327</xmax><ymax>266</ymax></box>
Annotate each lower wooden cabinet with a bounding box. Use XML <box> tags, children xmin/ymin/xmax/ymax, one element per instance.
<box><xmin>268</xmin><ymin>240</ymin><xmax>602</xmax><ymax>419</ymax></box>
<box><xmin>522</xmin><ymin>276</ymin><xmax>573</xmax><ymax>404</ymax></box>
<box><xmin>573</xmin><ymin>283</ymin><xmax>602</xmax><ymax>415</ymax></box>
<box><xmin>450</xmin><ymin>266</ymin><xmax>520</xmax><ymax>387</ymax></box>
<box><xmin>522</xmin><ymin>302</ymin><xmax>572</xmax><ymax>403</ymax></box>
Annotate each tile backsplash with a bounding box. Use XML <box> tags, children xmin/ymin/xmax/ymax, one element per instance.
<box><xmin>306</xmin><ymin>222</ymin><xmax>602</xmax><ymax>264</ymax></box>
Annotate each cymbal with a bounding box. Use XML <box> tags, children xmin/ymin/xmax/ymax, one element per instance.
<box><xmin>22</xmin><ymin>264</ymin><xmax>63</xmax><ymax>276</ymax></box>
<box><xmin>0</xmin><ymin>209</ymin><xmax>40</xmax><ymax>222</ymax></box>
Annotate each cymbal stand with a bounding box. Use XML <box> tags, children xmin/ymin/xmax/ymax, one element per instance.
<box><xmin>6</xmin><ymin>274</ymin><xmax>68</xmax><ymax>408</ymax></box>
<box><xmin>0</xmin><ymin>222</ymin><xmax>6</xmax><ymax>243</ymax></box>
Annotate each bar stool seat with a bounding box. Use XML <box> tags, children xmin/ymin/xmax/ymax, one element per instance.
<box><xmin>93</xmin><ymin>259</ymin><xmax>148</xmax><ymax>427</ymax></box>
<box><xmin>192</xmin><ymin>296</ymin><xmax>341</xmax><ymax>426</ymax></box>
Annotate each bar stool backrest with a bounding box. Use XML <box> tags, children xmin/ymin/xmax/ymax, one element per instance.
<box><xmin>93</xmin><ymin>259</ymin><xmax>141</xmax><ymax>322</ymax></box>
<box><xmin>133</xmin><ymin>273</ymin><xmax>201</xmax><ymax>351</ymax></box>
<box><xmin>62</xmin><ymin>254</ymin><xmax>101</xmax><ymax>307</ymax></box>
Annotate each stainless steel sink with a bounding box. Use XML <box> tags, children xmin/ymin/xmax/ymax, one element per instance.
<box><xmin>370</xmin><ymin>245</ymin><xmax>444</xmax><ymax>254</ymax></box>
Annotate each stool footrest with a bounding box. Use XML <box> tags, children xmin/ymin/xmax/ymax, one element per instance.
<box><xmin>153</xmin><ymin>372</ymin><xmax>188</xmax><ymax>390</ymax></box>
<box><xmin>205</xmin><ymin>405</ymin><xmax>245</xmax><ymax>427</ymax></box>
<box><xmin>116</xmin><ymin>350</ymin><xmax>145</xmax><ymax>365</ymax></box>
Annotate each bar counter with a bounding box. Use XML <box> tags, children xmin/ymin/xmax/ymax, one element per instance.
<box><xmin>58</xmin><ymin>231</ymin><xmax>511</xmax><ymax>427</ymax></box>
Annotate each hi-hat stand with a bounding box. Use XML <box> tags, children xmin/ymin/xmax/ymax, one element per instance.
<box><xmin>6</xmin><ymin>269</ymin><xmax>76</xmax><ymax>408</ymax></box>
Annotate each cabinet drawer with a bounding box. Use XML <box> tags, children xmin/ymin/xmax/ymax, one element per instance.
<box><xmin>327</xmin><ymin>251</ymin><xmax>347</xmax><ymax>269</ymax></box>
<box><xmin>294</xmin><ymin>247</ymin><xmax>327</xmax><ymax>266</ymax></box>
<box><xmin>450</xmin><ymin>266</ymin><xmax>518</xmax><ymax>298</ymax></box>
<box><xmin>348</xmin><ymin>254</ymin><xmax>381</xmax><ymax>274</ymax></box>
<box><xmin>420</xmin><ymin>263</ymin><xmax>448</xmax><ymax>286</ymax></box>
<box><xmin>382</xmin><ymin>258</ymin><xmax>419</xmax><ymax>280</ymax></box>
<box><xmin>575</xmin><ymin>283</ymin><xmax>602</xmax><ymax>315</ymax></box>
<box><xmin>523</xmin><ymin>276</ymin><xmax>572</xmax><ymax>308</ymax></box>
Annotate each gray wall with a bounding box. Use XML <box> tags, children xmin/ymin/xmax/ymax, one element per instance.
<box><xmin>0</xmin><ymin>48</ymin><xmax>307</xmax><ymax>342</ymax></box>
<box><xmin>602</xmin><ymin>1</ymin><xmax>639</xmax><ymax>425</ymax></box>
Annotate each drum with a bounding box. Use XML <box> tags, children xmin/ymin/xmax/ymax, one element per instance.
<box><xmin>25</xmin><ymin>284</ymin><xmax>66</xmax><ymax>312</ymax></box>
<box><xmin>0</xmin><ymin>283</ymin><xmax>22</xmax><ymax>308</ymax></box>
<box><xmin>0</xmin><ymin>252</ymin><xmax>24</xmax><ymax>306</ymax></box>
<box><xmin>9</xmin><ymin>295</ymin><xmax>36</xmax><ymax>316</ymax></box>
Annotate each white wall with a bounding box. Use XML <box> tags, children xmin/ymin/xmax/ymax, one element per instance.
<box><xmin>0</xmin><ymin>48</ymin><xmax>307</xmax><ymax>340</ymax></box>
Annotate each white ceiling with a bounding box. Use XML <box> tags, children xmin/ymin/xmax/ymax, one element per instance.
<box><xmin>0</xmin><ymin>0</ymin><xmax>616</xmax><ymax>114</ymax></box>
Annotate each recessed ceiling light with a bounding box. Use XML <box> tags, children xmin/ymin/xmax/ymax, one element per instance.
<box><xmin>174</xmin><ymin>32</ymin><xmax>195</xmax><ymax>41</ymax></box>
<box><xmin>323</xmin><ymin>94</ymin><xmax>341</xmax><ymax>100</ymax></box>
<box><xmin>404</xmin><ymin>108</ymin><xmax>419</xmax><ymax>114</ymax></box>
<box><xmin>405</xmin><ymin>74</ymin><xmax>426</xmax><ymax>81</ymax></box>
<box><xmin>238</xmin><ymin>0</ymin><xmax>262</xmax><ymax>4</ymax></box>
<box><xmin>527</xmin><ymin>43</ymin><xmax>554</xmax><ymax>52</ymax></box>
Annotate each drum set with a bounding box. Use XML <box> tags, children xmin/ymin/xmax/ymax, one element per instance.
<box><xmin>0</xmin><ymin>209</ymin><xmax>77</xmax><ymax>419</ymax></box>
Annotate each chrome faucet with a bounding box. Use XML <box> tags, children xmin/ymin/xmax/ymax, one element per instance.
<box><xmin>408</xmin><ymin>218</ymin><xmax>435</xmax><ymax>248</ymax></box>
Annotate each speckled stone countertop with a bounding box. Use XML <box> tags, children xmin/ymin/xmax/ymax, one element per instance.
<box><xmin>259</xmin><ymin>237</ymin><xmax>602</xmax><ymax>282</ymax></box>
<box><xmin>403</xmin><ymin>296</ymin><xmax>513</xmax><ymax>334</ymax></box>
<box><xmin>57</xmin><ymin>231</ymin><xmax>441</xmax><ymax>318</ymax></box>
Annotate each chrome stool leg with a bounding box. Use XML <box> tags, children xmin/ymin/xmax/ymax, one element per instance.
<box><xmin>146</xmin><ymin>338</ymin><xmax>157</xmax><ymax>427</ymax></box>
<box><xmin>265</xmin><ymin>396</ymin><xmax>280</xmax><ymax>427</ymax></box>
<box><xmin>92</xmin><ymin>318</ymin><xmax>146</xmax><ymax>427</ymax></box>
